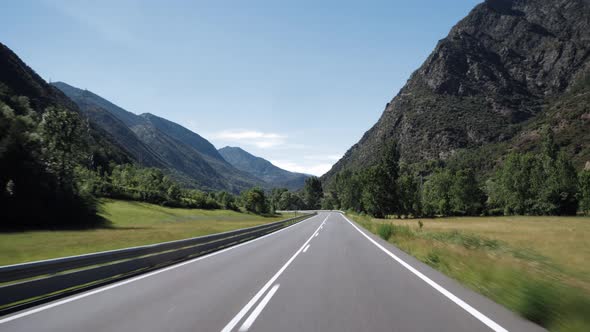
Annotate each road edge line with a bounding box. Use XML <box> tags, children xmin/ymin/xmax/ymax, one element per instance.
<box><xmin>341</xmin><ymin>213</ymin><xmax>509</xmax><ymax>332</ymax></box>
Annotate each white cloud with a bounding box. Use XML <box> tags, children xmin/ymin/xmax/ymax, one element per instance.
<box><xmin>212</xmin><ymin>130</ymin><xmax>287</xmax><ymax>149</ymax></box>
<box><xmin>270</xmin><ymin>160</ymin><xmax>334</xmax><ymax>177</ymax></box>
<box><xmin>303</xmin><ymin>154</ymin><xmax>342</xmax><ymax>161</ymax></box>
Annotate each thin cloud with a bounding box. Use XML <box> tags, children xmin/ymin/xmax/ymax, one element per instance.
<box><xmin>303</xmin><ymin>154</ymin><xmax>342</xmax><ymax>161</ymax></box>
<box><xmin>212</xmin><ymin>130</ymin><xmax>287</xmax><ymax>149</ymax></box>
<box><xmin>270</xmin><ymin>160</ymin><xmax>334</xmax><ymax>177</ymax></box>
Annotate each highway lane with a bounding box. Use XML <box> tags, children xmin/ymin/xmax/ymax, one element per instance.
<box><xmin>0</xmin><ymin>212</ymin><xmax>545</xmax><ymax>332</ymax></box>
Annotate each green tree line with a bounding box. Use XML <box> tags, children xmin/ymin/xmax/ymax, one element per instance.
<box><xmin>324</xmin><ymin>131</ymin><xmax>590</xmax><ymax>218</ymax></box>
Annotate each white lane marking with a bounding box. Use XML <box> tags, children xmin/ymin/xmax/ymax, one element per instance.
<box><xmin>314</xmin><ymin>232</ymin><xmax>319</xmax><ymax>237</ymax></box>
<box><xmin>341</xmin><ymin>214</ymin><xmax>508</xmax><ymax>332</ymax></box>
<box><xmin>238</xmin><ymin>284</ymin><xmax>280</xmax><ymax>331</ymax></box>
<box><xmin>221</xmin><ymin>214</ymin><xmax>330</xmax><ymax>332</ymax></box>
<box><xmin>0</xmin><ymin>214</ymin><xmax>322</xmax><ymax>325</ymax></box>
<box><xmin>302</xmin><ymin>244</ymin><xmax>310</xmax><ymax>253</ymax></box>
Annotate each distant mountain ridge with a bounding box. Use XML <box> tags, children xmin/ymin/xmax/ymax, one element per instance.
<box><xmin>219</xmin><ymin>146</ymin><xmax>310</xmax><ymax>190</ymax></box>
<box><xmin>53</xmin><ymin>82</ymin><xmax>267</xmax><ymax>192</ymax></box>
<box><xmin>323</xmin><ymin>0</ymin><xmax>590</xmax><ymax>184</ymax></box>
<box><xmin>0</xmin><ymin>42</ymin><xmax>132</xmax><ymax>168</ymax></box>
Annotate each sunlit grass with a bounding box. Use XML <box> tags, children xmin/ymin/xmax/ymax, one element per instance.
<box><xmin>0</xmin><ymin>199</ymin><xmax>293</xmax><ymax>266</ymax></box>
<box><xmin>349</xmin><ymin>214</ymin><xmax>590</xmax><ymax>332</ymax></box>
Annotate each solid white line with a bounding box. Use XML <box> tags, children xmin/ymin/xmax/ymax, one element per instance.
<box><xmin>340</xmin><ymin>214</ymin><xmax>509</xmax><ymax>332</ymax></box>
<box><xmin>0</xmin><ymin>214</ymin><xmax>322</xmax><ymax>325</ymax></box>
<box><xmin>238</xmin><ymin>284</ymin><xmax>280</xmax><ymax>331</ymax></box>
<box><xmin>220</xmin><ymin>214</ymin><xmax>330</xmax><ymax>332</ymax></box>
<box><xmin>302</xmin><ymin>244</ymin><xmax>310</xmax><ymax>253</ymax></box>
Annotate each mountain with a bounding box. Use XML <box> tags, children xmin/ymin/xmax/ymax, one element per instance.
<box><xmin>53</xmin><ymin>82</ymin><xmax>266</xmax><ymax>192</ymax></box>
<box><xmin>51</xmin><ymin>82</ymin><xmax>167</xmax><ymax>168</ymax></box>
<box><xmin>323</xmin><ymin>0</ymin><xmax>590</xmax><ymax>183</ymax></box>
<box><xmin>219</xmin><ymin>146</ymin><xmax>310</xmax><ymax>190</ymax></box>
<box><xmin>0</xmin><ymin>43</ymin><xmax>132</xmax><ymax>168</ymax></box>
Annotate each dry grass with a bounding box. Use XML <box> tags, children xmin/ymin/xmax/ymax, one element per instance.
<box><xmin>350</xmin><ymin>214</ymin><xmax>590</xmax><ymax>332</ymax></box>
<box><xmin>384</xmin><ymin>216</ymin><xmax>590</xmax><ymax>280</ymax></box>
<box><xmin>0</xmin><ymin>199</ymin><xmax>293</xmax><ymax>266</ymax></box>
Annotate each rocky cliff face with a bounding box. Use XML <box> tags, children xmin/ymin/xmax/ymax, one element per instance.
<box><xmin>324</xmin><ymin>0</ymin><xmax>590</xmax><ymax>182</ymax></box>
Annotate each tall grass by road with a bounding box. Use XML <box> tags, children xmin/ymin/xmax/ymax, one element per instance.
<box><xmin>350</xmin><ymin>214</ymin><xmax>590</xmax><ymax>332</ymax></box>
<box><xmin>0</xmin><ymin>199</ymin><xmax>293</xmax><ymax>266</ymax></box>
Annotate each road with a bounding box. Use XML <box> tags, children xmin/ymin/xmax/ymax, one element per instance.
<box><xmin>0</xmin><ymin>212</ymin><xmax>544</xmax><ymax>332</ymax></box>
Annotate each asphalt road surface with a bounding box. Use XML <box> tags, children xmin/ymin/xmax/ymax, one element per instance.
<box><xmin>0</xmin><ymin>212</ymin><xmax>545</xmax><ymax>332</ymax></box>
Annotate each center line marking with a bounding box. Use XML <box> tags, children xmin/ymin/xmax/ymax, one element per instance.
<box><xmin>220</xmin><ymin>214</ymin><xmax>330</xmax><ymax>332</ymax></box>
<box><xmin>303</xmin><ymin>244</ymin><xmax>310</xmax><ymax>253</ymax></box>
<box><xmin>238</xmin><ymin>284</ymin><xmax>280</xmax><ymax>331</ymax></box>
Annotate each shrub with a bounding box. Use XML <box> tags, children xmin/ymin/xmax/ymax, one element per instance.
<box><xmin>377</xmin><ymin>223</ymin><xmax>394</xmax><ymax>240</ymax></box>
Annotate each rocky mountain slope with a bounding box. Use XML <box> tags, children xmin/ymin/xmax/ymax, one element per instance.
<box><xmin>323</xmin><ymin>0</ymin><xmax>590</xmax><ymax>183</ymax></box>
<box><xmin>0</xmin><ymin>42</ymin><xmax>132</xmax><ymax>168</ymax></box>
<box><xmin>53</xmin><ymin>82</ymin><xmax>266</xmax><ymax>192</ymax></box>
<box><xmin>219</xmin><ymin>146</ymin><xmax>309</xmax><ymax>190</ymax></box>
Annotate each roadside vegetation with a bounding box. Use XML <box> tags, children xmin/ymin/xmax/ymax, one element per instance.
<box><xmin>350</xmin><ymin>213</ymin><xmax>590</xmax><ymax>332</ymax></box>
<box><xmin>322</xmin><ymin>129</ymin><xmax>590</xmax><ymax>218</ymax></box>
<box><xmin>0</xmin><ymin>199</ymin><xmax>294</xmax><ymax>266</ymax></box>
<box><xmin>0</xmin><ymin>94</ymin><xmax>316</xmax><ymax>230</ymax></box>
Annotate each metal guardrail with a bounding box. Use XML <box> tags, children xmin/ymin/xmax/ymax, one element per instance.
<box><xmin>0</xmin><ymin>212</ymin><xmax>316</xmax><ymax>314</ymax></box>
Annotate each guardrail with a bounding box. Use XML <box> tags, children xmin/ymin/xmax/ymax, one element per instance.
<box><xmin>0</xmin><ymin>212</ymin><xmax>316</xmax><ymax>315</ymax></box>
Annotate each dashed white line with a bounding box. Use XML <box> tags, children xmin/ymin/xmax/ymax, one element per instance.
<box><xmin>220</xmin><ymin>214</ymin><xmax>329</xmax><ymax>332</ymax></box>
<box><xmin>238</xmin><ymin>284</ymin><xmax>280</xmax><ymax>331</ymax></box>
<box><xmin>340</xmin><ymin>213</ymin><xmax>509</xmax><ymax>332</ymax></box>
<box><xmin>303</xmin><ymin>244</ymin><xmax>311</xmax><ymax>253</ymax></box>
<box><xmin>0</xmin><ymin>214</ymin><xmax>321</xmax><ymax>325</ymax></box>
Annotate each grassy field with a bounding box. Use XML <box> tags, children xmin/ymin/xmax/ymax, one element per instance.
<box><xmin>349</xmin><ymin>214</ymin><xmax>590</xmax><ymax>332</ymax></box>
<box><xmin>0</xmin><ymin>199</ymin><xmax>294</xmax><ymax>266</ymax></box>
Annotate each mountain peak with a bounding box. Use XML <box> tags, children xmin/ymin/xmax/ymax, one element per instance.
<box><xmin>323</xmin><ymin>0</ymin><xmax>590</xmax><ymax>182</ymax></box>
<box><xmin>218</xmin><ymin>146</ymin><xmax>309</xmax><ymax>190</ymax></box>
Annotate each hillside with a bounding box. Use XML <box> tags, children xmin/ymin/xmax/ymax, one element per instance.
<box><xmin>53</xmin><ymin>82</ymin><xmax>266</xmax><ymax>192</ymax></box>
<box><xmin>323</xmin><ymin>0</ymin><xmax>590</xmax><ymax>183</ymax></box>
<box><xmin>0</xmin><ymin>41</ymin><xmax>133</xmax><ymax>227</ymax></box>
<box><xmin>219</xmin><ymin>146</ymin><xmax>309</xmax><ymax>190</ymax></box>
<box><xmin>0</xmin><ymin>43</ymin><xmax>132</xmax><ymax>168</ymax></box>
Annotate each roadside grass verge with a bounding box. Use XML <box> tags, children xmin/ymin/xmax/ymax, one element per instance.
<box><xmin>0</xmin><ymin>199</ymin><xmax>295</xmax><ymax>266</ymax></box>
<box><xmin>349</xmin><ymin>214</ymin><xmax>590</xmax><ymax>332</ymax></box>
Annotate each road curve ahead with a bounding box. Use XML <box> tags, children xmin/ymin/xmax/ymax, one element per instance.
<box><xmin>0</xmin><ymin>212</ymin><xmax>545</xmax><ymax>332</ymax></box>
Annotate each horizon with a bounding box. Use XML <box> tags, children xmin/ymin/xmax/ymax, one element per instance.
<box><xmin>1</xmin><ymin>0</ymin><xmax>481</xmax><ymax>176</ymax></box>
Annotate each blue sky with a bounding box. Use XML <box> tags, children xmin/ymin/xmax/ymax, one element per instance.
<box><xmin>1</xmin><ymin>0</ymin><xmax>481</xmax><ymax>175</ymax></box>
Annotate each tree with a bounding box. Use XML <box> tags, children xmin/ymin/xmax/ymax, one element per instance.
<box><xmin>359</xmin><ymin>164</ymin><xmax>393</xmax><ymax>218</ymax></box>
<box><xmin>242</xmin><ymin>187</ymin><xmax>269</xmax><ymax>214</ymax></box>
<box><xmin>39</xmin><ymin>107</ymin><xmax>90</xmax><ymax>189</ymax></box>
<box><xmin>449</xmin><ymin>168</ymin><xmax>484</xmax><ymax>215</ymax></box>
<box><xmin>321</xmin><ymin>191</ymin><xmax>339</xmax><ymax>210</ymax></box>
<box><xmin>269</xmin><ymin>188</ymin><xmax>288</xmax><ymax>212</ymax></box>
<box><xmin>486</xmin><ymin>128</ymin><xmax>580</xmax><ymax>216</ymax></box>
<box><xmin>278</xmin><ymin>191</ymin><xmax>305</xmax><ymax>210</ymax></box>
<box><xmin>422</xmin><ymin>169</ymin><xmax>453</xmax><ymax>216</ymax></box>
<box><xmin>332</xmin><ymin>170</ymin><xmax>362</xmax><ymax>212</ymax></box>
<box><xmin>398</xmin><ymin>166</ymin><xmax>422</xmax><ymax>217</ymax></box>
<box><xmin>579</xmin><ymin>169</ymin><xmax>590</xmax><ymax>215</ymax></box>
<box><xmin>218</xmin><ymin>191</ymin><xmax>238</xmax><ymax>211</ymax></box>
<box><xmin>303</xmin><ymin>177</ymin><xmax>323</xmax><ymax>210</ymax></box>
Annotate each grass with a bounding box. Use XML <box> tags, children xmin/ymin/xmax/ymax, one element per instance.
<box><xmin>0</xmin><ymin>199</ymin><xmax>295</xmax><ymax>266</ymax></box>
<box><xmin>349</xmin><ymin>214</ymin><xmax>590</xmax><ymax>332</ymax></box>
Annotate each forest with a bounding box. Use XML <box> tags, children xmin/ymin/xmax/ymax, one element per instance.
<box><xmin>323</xmin><ymin>131</ymin><xmax>590</xmax><ymax>218</ymax></box>
<box><xmin>2</xmin><ymin>90</ymin><xmax>588</xmax><ymax>230</ymax></box>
